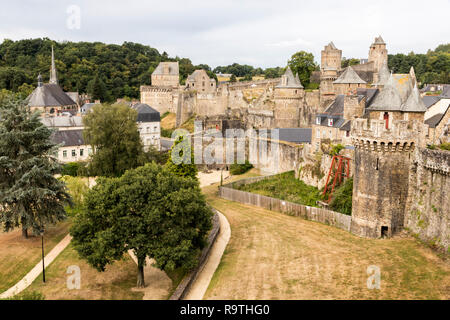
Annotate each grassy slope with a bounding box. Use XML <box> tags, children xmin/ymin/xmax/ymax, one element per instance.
<box><xmin>204</xmin><ymin>170</ymin><xmax>450</xmax><ymax>300</ymax></box>
<box><xmin>0</xmin><ymin>221</ymin><xmax>71</xmax><ymax>293</ymax></box>
<box><xmin>236</xmin><ymin>171</ymin><xmax>321</xmax><ymax>207</ymax></box>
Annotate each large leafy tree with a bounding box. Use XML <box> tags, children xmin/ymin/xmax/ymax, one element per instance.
<box><xmin>165</xmin><ymin>134</ymin><xmax>198</xmax><ymax>180</ymax></box>
<box><xmin>0</xmin><ymin>98</ymin><xmax>71</xmax><ymax>238</ymax></box>
<box><xmin>287</xmin><ymin>50</ymin><xmax>318</xmax><ymax>87</ymax></box>
<box><xmin>83</xmin><ymin>103</ymin><xmax>145</xmax><ymax>177</ymax></box>
<box><xmin>70</xmin><ymin>162</ymin><xmax>213</xmax><ymax>287</ymax></box>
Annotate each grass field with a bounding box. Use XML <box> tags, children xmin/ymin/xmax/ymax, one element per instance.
<box><xmin>235</xmin><ymin>171</ymin><xmax>321</xmax><ymax>207</ymax></box>
<box><xmin>204</xmin><ymin>170</ymin><xmax>450</xmax><ymax>300</ymax></box>
<box><xmin>0</xmin><ymin>221</ymin><xmax>71</xmax><ymax>293</ymax></box>
<box><xmin>23</xmin><ymin>244</ymin><xmax>144</xmax><ymax>300</ymax></box>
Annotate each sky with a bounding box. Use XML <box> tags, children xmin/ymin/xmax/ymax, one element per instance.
<box><xmin>0</xmin><ymin>0</ymin><xmax>449</xmax><ymax>69</ymax></box>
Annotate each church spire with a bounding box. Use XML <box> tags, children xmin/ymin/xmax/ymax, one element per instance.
<box><xmin>49</xmin><ymin>45</ymin><xmax>58</xmax><ymax>84</ymax></box>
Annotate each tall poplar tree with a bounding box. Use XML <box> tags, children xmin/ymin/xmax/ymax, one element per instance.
<box><xmin>0</xmin><ymin>98</ymin><xmax>71</xmax><ymax>238</ymax></box>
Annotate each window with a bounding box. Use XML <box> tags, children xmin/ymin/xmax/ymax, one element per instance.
<box><xmin>316</xmin><ymin>129</ymin><xmax>320</xmax><ymax>139</ymax></box>
<box><xmin>316</xmin><ymin>117</ymin><xmax>321</xmax><ymax>125</ymax></box>
<box><xmin>63</xmin><ymin>150</ymin><xmax>67</xmax><ymax>158</ymax></box>
<box><xmin>211</xmin><ymin>83</ymin><xmax>214</xmax><ymax>87</ymax></box>
<box><xmin>80</xmin><ymin>149</ymin><xmax>84</xmax><ymax>157</ymax></box>
<box><xmin>147</xmin><ymin>127</ymin><xmax>150</xmax><ymax>133</ymax></box>
<box><xmin>346</xmin><ymin>130</ymin><xmax>350</xmax><ymax>137</ymax></box>
<box><xmin>202</xmin><ymin>81</ymin><xmax>205</xmax><ymax>86</ymax></box>
<box><xmin>72</xmin><ymin>150</ymin><xmax>76</xmax><ymax>157</ymax></box>
<box><xmin>383</xmin><ymin>112</ymin><xmax>389</xmax><ymax>129</ymax></box>
<box><xmin>328</xmin><ymin>118</ymin><xmax>334</xmax><ymax>127</ymax></box>
<box><xmin>154</xmin><ymin>126</ymin><xmax>157</xmax><ymax>132</ymax></box>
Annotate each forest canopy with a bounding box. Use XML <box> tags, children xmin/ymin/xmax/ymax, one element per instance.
<box><xmin>0</xmin><ymin>38</ymin><xmax>448</xmax><ymax>103</ymax></box>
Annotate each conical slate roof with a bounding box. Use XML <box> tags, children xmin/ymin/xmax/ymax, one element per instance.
<box><xmin>376</xmin><ymin>61</ymin><xmax>390</xmax><ymax>86</ymax></box>
<box><xmin>373</xmin><ymin>35</ymin><xmax>385</xmax><ymax>45</ymax></box>
<box><xmin>367</xmin><ymin>73</ymin><xmax>402</xmax><ymax>111</ymax></box>
<box><xmin>401</xmin><ymin>83</ymin><xmax>427</xmax><ymax>112</ymax></box>
<box><xmin>328</xmin><ymin>41</ymin><xmax>337</xmax><ymax>50</ymax></box>
<box><xmin>333</xmin><ymin>66</ymin><xmax>366</xmax><ymax>84</ymax></box>
<box><xmin>276</xmin><ymin>66</ymin><xmax>303</xmax><ymax>88</ymax></box>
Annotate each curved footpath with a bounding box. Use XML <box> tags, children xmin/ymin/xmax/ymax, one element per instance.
<box><xmin>183</xmin><ymin>211</ymin><xmax>231</xmax><ymax>300</ymax></box>
<box><xmin>0</xmin><ymin>234</ymin><xmax>72</xmax><ymax>299</ymax></box>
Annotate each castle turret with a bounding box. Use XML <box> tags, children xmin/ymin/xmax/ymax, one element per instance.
<box><xmin>351</xmin><ymin>73</ymin><xmax>428</xmax><ymax>238</ymax></box>
<box><xmin>273</xmin><ymin>67</ymin><xmax>304</xmax><ymax>127</ymax></box>
<box><xmin>321</xmin><ymin>42</ymin><xmax>342</xmax><ymax>71</ymax></box>
<box><xmin>369</xmin><ymin>36</ymin><xmax>388</xmax><ymax>78</ymax></box>
<box><xmin>333</xmin><ymin>65</ymin><xmax>367</xmax><ymax>95</ymax></box>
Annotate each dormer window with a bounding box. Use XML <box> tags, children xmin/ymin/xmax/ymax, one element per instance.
<box><xmin>316</xmin><ymin>117</ymin><xmax>321</xmax><ymax>125</ymax></box>
<box><xmin>328</xmin><ymin>118</ymin><xmax>334</xmax><ymax>127</ymax></box>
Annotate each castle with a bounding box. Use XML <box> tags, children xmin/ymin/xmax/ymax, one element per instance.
<box><xmin>139</xmin><ymin>36</ymin><xmax>449</xmax><ymax>249</ymax></box>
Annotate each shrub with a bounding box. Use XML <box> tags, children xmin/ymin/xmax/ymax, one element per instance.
<box><xmin>439</xmin><ymin>142</ymin><xmax>450</xmax><ymax>151</ymax></box>
<box><xmin>230</xmin><ymin>160</ymin><xmax>253</xmax><ymax>175</ymax></box>
<box><xmin>329</xmin><ymin>178</ymin><xmax>353</xmax><ymax>216</ymax></box>
<box><xmin>61</xmin><ymin>162</ymin><xmax>81</xmax><ymax>176</ymax></box>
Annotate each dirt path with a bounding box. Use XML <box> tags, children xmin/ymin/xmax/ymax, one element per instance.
<box><xmin>127</xmin><ymin>251</ymin><xmax>171</xmax><ymax>300</ymax></box>
<box><xmin>183</xmin><ymin>211</ymin><xmax>231</xmax><ymax>300</ymax></box>
<box><xmin>0</xmin><ymin>234</ymin><xmax>72</xmax><ymax>299</ymax></box>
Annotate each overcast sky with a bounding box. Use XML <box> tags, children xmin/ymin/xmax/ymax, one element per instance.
<box><xmin>1</xmin><ymin>0</ymin><xmax>449</xmax><ymax>68</ymax></box>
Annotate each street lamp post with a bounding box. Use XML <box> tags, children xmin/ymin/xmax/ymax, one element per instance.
<box><xmin>40</xmin><ymin>228</ymin><xmax>45</xmax><ymax>283</ymax></box>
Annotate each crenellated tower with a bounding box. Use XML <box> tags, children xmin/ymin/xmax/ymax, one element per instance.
<box><xmin>350</xmin><ymin>73</ymin><xmax>428</xmax><ymax>238</ymax></box>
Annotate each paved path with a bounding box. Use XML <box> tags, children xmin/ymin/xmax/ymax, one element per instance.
<box><xmin>183</xmin><ymin>211</ymin><xmax>231</xmax><ymax>300</ymax></box>
<box><xmin>0</xmin><ymin>234</ymin><xmax>72</xmax><ymax>299</ymax></box>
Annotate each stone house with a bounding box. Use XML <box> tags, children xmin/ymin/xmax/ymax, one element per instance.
<box><xmin>185</xmin><ymin>69</ymin><xmax>216</xmax><ymax>93</ymax></box>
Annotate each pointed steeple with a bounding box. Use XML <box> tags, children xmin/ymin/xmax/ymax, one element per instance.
<box><xmin>409</xmin><ymin>66</ymin><xmax>417</xmax><ymax>87</ymax></box>
<box><xmin>37</xmin><ymin>73</ymin><xmax>43</xmax><ymax>87</ymax></box>
<box><xmin>295</xmin><ymin>73</ymin><xmax>303</xmax><ymax>88</ymax></box>
<box><xmin>376</xmin><ymin>60</ymin><xmax>390</xmax><ymax>86</ymax></box>
<box><xmin>373</xmin><ymin>35</ymin><xmax>385</xmax><ymax>45</ymax></box>
<box><xmin>49</xmin><ymin>46</ymin><xmax>58</xmax><ymax>84</ymax></box>
<box><xmin>276</xmin><ymin>66</ymin><xmax>303</xmax><ymax>88</ymax></box>
<box><xmin>401</xmin><ymin>83</ymin><xmax>426</xmax><ymax>112</ymax></box>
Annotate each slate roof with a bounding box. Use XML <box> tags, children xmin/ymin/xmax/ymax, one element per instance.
<box><xmin>367</xmin><ymin>73</ymin><xmax>418</xmax><ymax>112</ymax></box>
<box><xmin>132</xmin><ymin>103</ymin><xmax>161</xmax><ymax>122</ymax></box>
<box><xmin>41</xmin><ymin>116</ymin><xmax>83</xmax><ymax>128</ymax></box>
<box><xmin>333</xmin><ymin>66</ymin><xmax>366</xmax><ymax>84</ymax></box>
<box><xmin>27</xmin><ymin>83</ymin><xmax>77</xmax><ymax>107</ymax></box>
<box><xmin>51</xmin><ymin>129</ymin><xmax>85</xmax><ymax>147</ymax></box>
<box><xmin>376</xmin><ymin>61</ymin><xmax>390</xmax><ymax>86</ymax></box>
<box><xmin>339</xmin><ymin>120</ymin><xmax>351</xmax><ymax>131</ymax></box>
<box><xmin>187</xmin><ymin>69</ymin><xmax>214</xmax><ymax>81</ymax></box>
<box><xmin>373</xmin><ymin>35</ymin><xmax>385</xmax><ymax>45</ymax></box>
<box><xmin>276</xmin><ymin>66</ymin><xmax>304</xmax><ymax>89</ymax></box>
<box><xmin>80</xmin><ymin>103</ymin><xmax>99</xmax><ymax>113</ymax></box>
<box><xmin>276</xmin><ymin>128</ymin><xmax>312</xmax><ymax>144</ymax></box>
<box><xmin>152</xmin><ymin>62</ymin><xmax>179</xmax><ymax>76</ymax></box>
<box><xmin>425</xmin><ymin>113</ymin><xmax>445</xmax><ymax>128</ymax></box>
<box><xmin>401</xmin><ymin>84</ymin><xmax>427</xmax><ymax>112</ymax></box>
<box><xmin>422</xmin><ymin>96</ymin><xmax>441</xmax><ymax>109</ymax></box>
<box><xmin>323</xmin><ymin>95</ymin><xmax>345</xmax><ymax>116</ymax></box>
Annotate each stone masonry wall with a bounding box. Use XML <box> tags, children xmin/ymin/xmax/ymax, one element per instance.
<box><xmin>405</xmin><ymin>148</ymin><xmax>450</xmax><ymax>250</ymax></box>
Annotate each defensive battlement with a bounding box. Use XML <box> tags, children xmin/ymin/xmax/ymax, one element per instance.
<box><xmin>351</xmin><ymin>118</ymin><xmax>428</xmax><ymax>151</ymax></box>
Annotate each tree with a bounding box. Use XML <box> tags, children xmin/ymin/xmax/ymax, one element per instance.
<box><xmin>83</xmin><ymin>103</ymin><xmax>145</xmax><ymax>177</ymax></box>
<box><xmin>70</xmin><ymin>162</ymin><xmax>213</xmax><ymax>287</ymax></box>
<box><xmin>287</xmin><ymin>51</ymin><xmax>318</xmax><ymax>87</ymax></box>
<box><xmin>0</xmin><ymin>99</ymin><xmax>71</xmax><ymax>238</ymax></box>
<box><xmin>88</xmin><ymin>73</ymin><xmax>108</xmax><ymax>102</ymax></box>
<box><xmin>165</xmin><ymin>135</ymin><xmax>198</xmax><ymax>180</ymax></box>
<box><xmin>341</xmin><ymin>58</ymin><xmax>360</xmax><ymax>68</ymax></box>
<box><xmin>230</xmin><ymin>74</ymin><xmax>237</xmax><ymax>83</ymax></box>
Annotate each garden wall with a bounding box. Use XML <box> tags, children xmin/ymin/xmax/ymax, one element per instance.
<box><xmin>219</xmin><ymin>176</ymin><xmax>352</xmax><ymax>232</ymax></box>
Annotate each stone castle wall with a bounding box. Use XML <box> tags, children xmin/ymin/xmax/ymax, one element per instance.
<box><xmin>404</xmin><ymin>148</ymin><xmax>450</xmax><ymax>250</ymax></box>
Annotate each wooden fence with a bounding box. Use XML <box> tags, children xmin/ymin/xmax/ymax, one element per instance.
<box><xmin>219</xmin><ymin>176</ymin><xmax>352</xmax><ymax>232</ymax></box>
